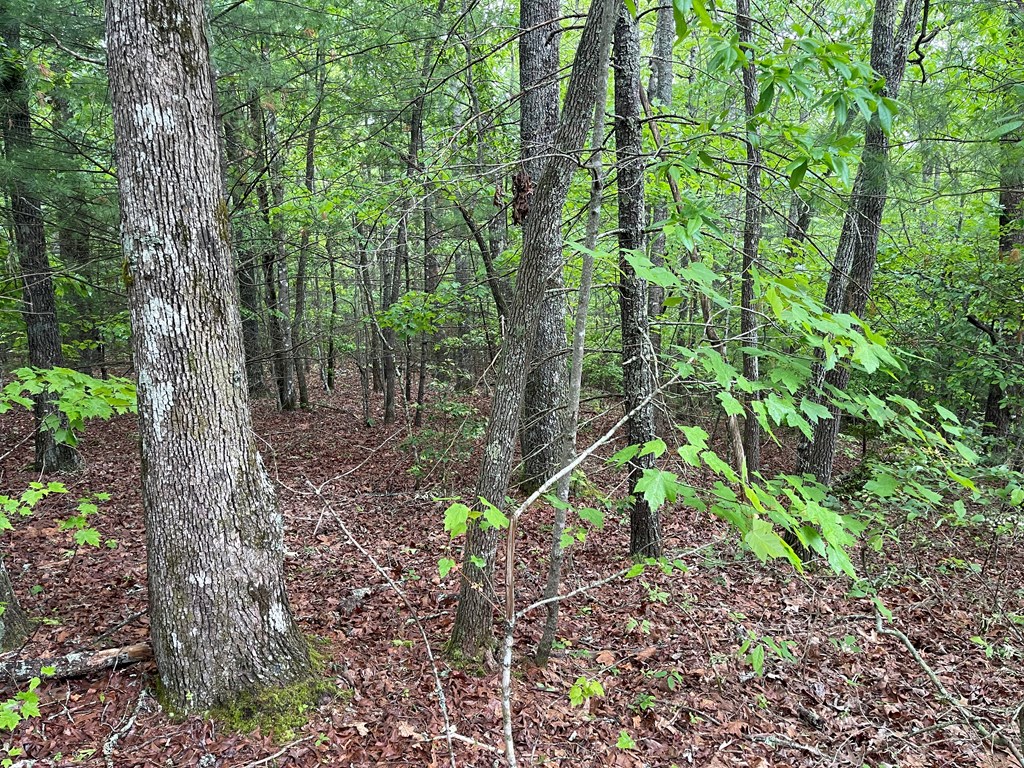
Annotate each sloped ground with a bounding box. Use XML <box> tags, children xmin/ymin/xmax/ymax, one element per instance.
<box><xmin>1</xmin><ymin>370</ymin><xmax>1022</xmax><ymax>767</ymax></box>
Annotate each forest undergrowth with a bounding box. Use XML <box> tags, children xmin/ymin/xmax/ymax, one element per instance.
<box><xmin>0</xmin><ymin>369</ymin><xmax>1021</xmax><ymax>767</ymax></box>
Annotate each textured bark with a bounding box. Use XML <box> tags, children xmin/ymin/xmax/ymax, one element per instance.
<box><xmin>797</xmin><ymin>0</ymin><xmax>923</xmax><ymax>484</ymax></box>
<box><xmin>223</xmin><ymin>114</ymin><xmax>266</xmax><ymax>396</ymax></box>
<box><xmin>249</xmin><ymin>98</ymin><xmax>296</xmax><ymax>410</ymax></box>
<box><xmin>737</xmin><ymin>0</ymin><xmax>763</xmax><ymax>475</ymax></box>
<box><xmin>614</xmin><ymin>6</ymin><xmax>662</xmax><ymax>558</ymax></box>
<box><xmin>535</xmin><ymin>49</ymin><xmax>610</xmax><ymax>665</ymax></box>
<box><xmin>293</xmin><ymin>46</ymin><xmax>326</xmax><ymax>410</ymax></box>
<box><xmin>106</xmin><ymin>0</ymin><xmax>311</xmax><ymax>711</ymax></box>
<box><xmin>449</xmin><ymin>0</ymin><xmax>617</xmax><ymax>658</ymax></box>
<box><xmin>785</xmin><ymin>192</ymin><xmax>813</xmax><ymax>258</ymax></box>
<box><xmin>1</xmin><ymin>17</ymin><xmax>80</xmax><ymax>473</ymax></box>
<box><xmin>0</xmin><ymin>643</ymin><xmax>151</xmax><ymax>683</ymax></box>
<box><xmin>0</xmin><ymin>558</ymin><xmax>30</xmax><ymax>652</ymax></box>
<box><xmin>519</xmin><ymin>0</ymin><xmax>567</xmax><ymax>490</ymax></box>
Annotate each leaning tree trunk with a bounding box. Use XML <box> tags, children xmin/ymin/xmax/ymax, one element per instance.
<box><xmin>448</xmin><ymin>0</ymin><xmax>618</xmax><ymax>659</ymax></box>
<box><xmin>518</xmin><ymin>0</ymin><xmax>567</xmax><ymax>491</ymax></box>
<box><xmin>614</xmin><ymin>5</ymin><xmax>662</xmax><ymax>558</ymax></box>
<box><xmin>106</xmin><ymin>0</ymin><xmax>311</xmax><ymax>712</ymax></box>
<box><xmin>1</xmin><ymin>16</ymin><xmax>80</xmax><ymax>474</ymax></box>
<box><xmin>535</xmin><ymin>49</ymin><xmax>610</xmax><ymax>665</ymax></box>
<box><xmin>797</xmin><ymin>0</ymin><xmax>923</xmax><ymax>484</ymax></box>
<box><xmin>737</xmin><ymin>0</ymin><xmax>763</xmax><ymax>475</ymax></box>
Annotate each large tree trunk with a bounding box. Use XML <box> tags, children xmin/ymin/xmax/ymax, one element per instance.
<box><xmin>448</xmin><ymin>0</ymin><xmax>618</xmax><ymax>659</ymax></box>
<box><xmin>106</xmin><ymin>0</ymin><xmax>311</xmax><ymax>712</ymax></box>
<box><xmin>1</xmin><ymin>15</ymin><xmax>80</xmax><ymax>474</ymax></box>
<box><xmin>518</xmin><ymin>0</ymin><xmax>567</xmax><ymax>491</ymax></box>
<box><xmin>737</xmin><ymin>0</ymin><xmax>763</xmax><ymax>475</ymax></box>
<box><xmin>796</xmin><ymin>0</ymin><xmax>923</xmax><ymax>484</ymax></box>
<box><xmin>614</xmin><ymin>5</ymin><xmax>661</xmax><ymax>558</ymax></box>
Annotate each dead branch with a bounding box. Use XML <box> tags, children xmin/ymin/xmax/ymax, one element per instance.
<box><xmin>0</xmin><ymin>642</ymin><xmax>152</xmax><ymax>684</ymax></box>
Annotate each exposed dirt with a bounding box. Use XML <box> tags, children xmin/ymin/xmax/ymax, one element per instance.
<box><xmin>1</xmin><ymin>370</ymin><xmax>1022</xmax><ymax>767</ymax></box>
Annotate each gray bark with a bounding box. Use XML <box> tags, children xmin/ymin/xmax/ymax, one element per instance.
<box><xmin>535</xmin><ymin>47</ymin><xmax>610</xmax><ymax>665</ymax></box>
<box><xmin>106</xmin><ymin>0</ymin><xmax>311</xmax><ymax>711</ymax></box>
<box><xmin>0</xmin><ymin>558</ymin><xmax>30</xmax><ymax>651</ymax></box>
<box><xmin>614</xmin><ymin>5</ymin><xmax>662</xmax><ymax>557</ymax></box>
<box><xmin>448</xmin><ymin>0</ymin><xmax>618</xmax><ymax>658</ymax></box>
<box><xmin>519</xmin><ymin>0</ymin><xmax>568</xmax><ymax>490</ymax></box>
<box><xmin>1</xmin><ymin>15</ymin><xmax>80</xmax><ymax>473</ymax></box>
<box><xmin>797</xmin><ymin>0</ymin><xmax>924</xmax><ymax>484</ymax></box>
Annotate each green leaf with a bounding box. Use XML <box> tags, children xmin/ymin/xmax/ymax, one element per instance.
<box><xmin>625</xmin><ymin>563</ymin><xmax>646</xmax><ymax>578</ymax></box>
<box><xmin>443</xmin><ymin>503</ymin><xmax>471</xmax><ymax>538</ymax></box>
<box><xmin>616</xmin><ymin>730</ymin><xmax>636</xmax><ymax>750</ymax></box>
<box><xmin>743</xmin><ymin>518</ymin><xmax>789</xmax><ymax>563</ymax></box>
<box><xmin>865</xmin><ymin>473</ymin><xmax>898</xmax><ymax>498</ymax></box>
<box><xmin>74</xmin><ymin>529</ymin><xmax>101</xmax><ymax>547</ymax></box>
<box><xmin>717</xmin><ymin>391</ymin><xmax>745</xmax><ymax>417</ymax></box>
<box><xmin>480</xmin><ymin>500</ymin><xmax>509</xmax><ymax>530</ymax></box>
<box><xmin>578</xmin><ymin>507</ymin><xmax>605</xmax><ymax>529</ymax></box>
<box><xmin>639</xmin><ymin>439</ymin><xmax>667</xmax><ymax>458</ymax></box>
<box><xmin>438</xmin><ymin>558</ymin><xmax>455</xmax><ymax>578</ymax></box>
<box><xmin>634</xmin><ymin>469</ymin><xmax>680</xmax><ymax>511</ymax></box>
<box><xmin>609</xmin><ymin>444</ymin><xmax>639</xmax><ymax>467</ymax></box>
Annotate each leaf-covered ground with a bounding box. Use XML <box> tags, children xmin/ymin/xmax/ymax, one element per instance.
<box><xmin>1</xmin><ymin>371</ymin><xmax>1022</xmax><ymax>767</ymax></box>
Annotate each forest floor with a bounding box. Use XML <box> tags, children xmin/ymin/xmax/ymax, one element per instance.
<box><xmin>1</xmin><ymin>369</ymin><xmax>1023</xmax><ymax>768</ymax></box>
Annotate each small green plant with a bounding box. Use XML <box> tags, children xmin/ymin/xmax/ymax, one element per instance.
<box><xmin>646</xmin><ymin>668</ymin><xmax>684</xmax><ymax>691</ymax></box>
<box><xmin>830</xmin><ymin>634</ymin><xmax>862</xmax><ymax>654</ymax></box>
<box><xmin>738</xmin><ymin>630</ymin><xmax>798</xmax><ymax>676</ymax></box>
<box><xmin>629</xmin><ymin>692</ymin><xmax>656</xmax><ymax>713</ymax></box>
<box><xmin>616</xmin><ymin>730</ymin><xmax>636</xmax><ymax>750</ymax></box>
<box><xmin>625</xmin><ymin>617</ymin><xmax>651</xmax><ymax>635</ymax></box>
<box><xmin>568</xmin><ymin>676</ymin><xmax>604</xmax><ymax>708</ymax></box>
<box><xmin>58</xmin><ymin>493</ymin><xmax>110</xmax><ymax>548</ymax></box>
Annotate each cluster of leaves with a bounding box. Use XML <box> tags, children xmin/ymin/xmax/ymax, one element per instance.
<box><xmin>0</xmin><ymin>367</ymin><xmax>136</xmax><ymax>446</ymax></box>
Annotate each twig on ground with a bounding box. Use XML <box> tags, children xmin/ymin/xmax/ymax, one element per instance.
<box><xmin>103</xmin><ymin>688</ymin><xmax>150</xmax><ymax>768</ymax></box>
<box><xmin>240</xmin><ymin>735</ymin><xmax>314</xmax><ymax>768</ymax></box>
<box><xmin>310</xmin><ymin>487</ymin><xmax>456</xmax><ymax>768</ymax></box>
<box><xmin>876</xmin><ymin>611</ymin><xmax>1024</xmax><ymax>766</ymax></box>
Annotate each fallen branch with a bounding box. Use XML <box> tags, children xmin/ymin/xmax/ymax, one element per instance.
<box><xmin>876</xmin><ymin>612</ymin><xmax>1024</xmax><ymax>766</ymax></box>
<box><xmin>0</xmin><ymin>642</ymin><xmax>152</xmax><ymax>684</ymax></box>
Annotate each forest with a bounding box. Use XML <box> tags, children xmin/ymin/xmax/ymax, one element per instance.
<box><xmin>0</xmin><ymin>0</ymin><xmax>1021</xmax><ymax>764</ymax></box>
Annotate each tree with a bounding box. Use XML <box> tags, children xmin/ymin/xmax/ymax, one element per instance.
<box><xmin>1</xmin><ymin>8</ymin><xmax>80</xmax><ymax>473</ymax></box>
<box><xmin>614</xmin><ymin>4</ymin><xmax>661</xmax><ymax>557</ymax></box>
<box><xmin>106</xmin><ymin>0</ymin><xmax>311</xmax><ymax>710</ymax></box>
<box><xmin>519</xmin><ymin>0</ymin><xmax>567</xmax><ymax>490</ymax></box>
<box><xmin>797</xmin><ymin>0</ymin><xmax>924</xmax><ymax>484</ymax></box>
<box><xmin>448</xmin><ymin>0</ymin><xmax>618</xmax><ymax>658</ymax></box>
<box><xmin>737</xmin><ymin>0</ymin><xmax>763</xmax><ymax>475</ymax></box>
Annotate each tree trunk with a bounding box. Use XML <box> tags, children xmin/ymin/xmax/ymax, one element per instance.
<box><xmin>383</xmin><ymin>223</ymin><xmax>405</xmax><ymax>425</ymax></box>
<box><xmin>106</xmin><ymin>0</ymin><xmax>312</xmax><ymax>712</ymax></box>
<box><xmin>294</xmin><ymin>45</ymin><xmax>327</xmax><ymax>410</ymax></box>
<box><xmin>1</xmin><ymin>16</ymin><xmax>80</xmax><ymax>474</ymax></box>
<box><xmin>797</xmin><ymin>0</ymin><xmax>923</xmax><ymax>484</ymax></box>
<box><xmin>519</xmin><ymin>0</ymin><xmax>568</xmax><ymax>491</ymax></box>
<box><xmin>737</xmin><ymin>0</ymin><xmax>763</xmax><ymax>475</ymax></box>
<box><xmin>535</xmin><ymin>47</ymin><xmax>610</xmax><ymax>665</ymax></box>
<box><xmin>249</xmin><ymin>98</ymin><xmax>295</xmax><ymax>410</ymax></box>
<box><xmin>223</xmin><ymin>112</ymin><xmax>267</xmax><ymax>396</ymax></box>
<box><xmin>0</xmin><ymin>558</ymin><xmax>30</xmax><ymax>652</ymax></box>
<box><xmin>614</xmin><ymin>5</ymin><xmax>662</xmax><ymax>558</ymax></box>
<box><xmin>448</xmin><ymin>0</ymin><xmax>618</xmax><ymax>658</ymax></box>
<box><xmin>265</xmin><ymin>102</ymin><xmax>299</xmax><ymax>411</ymax></box>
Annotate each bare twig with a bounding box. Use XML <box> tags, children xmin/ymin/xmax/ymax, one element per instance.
<box><xmin>240</xmin><ymin>735</ymin><xmax>314</xmax><ymax>768</ymax></box>
<box><xmin>310</xmin><ymin>488</ymin><xmax>456</xmax><ymax>768</ymax></box>
<box><xmin>103</xmin><ymin>688</ymin><xmax>150</xmax><ymax>768</ymax></box>
<box><xmin>876</xmin><ymin>611</ymin><xmax>1024</xmax><ymax>766</ymax></box>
